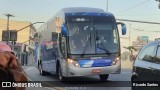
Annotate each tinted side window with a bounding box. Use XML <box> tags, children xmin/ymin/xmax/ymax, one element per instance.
<box><xmin>59</xmin><ymin>33</ymin><xmax>66</xmax><ymax>58</ymax></box>
<box><xmin>155</xmin><ymin>46</ymin><xmax>160</xmax><ymax>63</ymax></box>
<box><xmin>138</xmin><ymin>45</ymin><xmax>155</xmax><ymax>62</ymax></box>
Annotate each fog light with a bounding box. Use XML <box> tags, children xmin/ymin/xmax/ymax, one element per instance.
<box><xmin>112</xmin><ymin>57</ymin><xmax>120</xmax><ymax>65</ymax></box>
<box><xmin>112</xmin><ymin>61</ymin><xmax>116</xmax><ymax>65</ymax></box>
<box><xmin>74</xmin><ymin>62</ymin><xmax>80</xmax><ymax>67</ymax></box>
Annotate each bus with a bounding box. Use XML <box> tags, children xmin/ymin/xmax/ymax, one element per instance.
<box><xmin>35</xmin><ymin>7</ymin><xmax>126</xmax><ymax>81</ymax></box>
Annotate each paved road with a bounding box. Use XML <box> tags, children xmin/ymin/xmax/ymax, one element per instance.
<box><xmin>24</xmin><ymin>60</ymin><xmax>133</xmax><ymax>90</ymax></box>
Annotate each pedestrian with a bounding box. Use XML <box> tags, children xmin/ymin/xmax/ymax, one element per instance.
<box><xmin>0</xmin><ymin>42</ymin><xmax>27</xmax><ymax>90</ymax></box>
<box><xmin>70</xmin><ymin>25</ymin><xmax>84</xmax><ymax>49</ymax></box>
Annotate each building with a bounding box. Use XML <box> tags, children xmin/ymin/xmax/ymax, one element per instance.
<box><xmin>132</xmin><ymin>36</ymin><xmax>149</xmax><ymax>51</ymax></box>
<box><xmin>0</xmin><ymin>18</ymin><xmax>36</xmax><ymax>65</ymax></box>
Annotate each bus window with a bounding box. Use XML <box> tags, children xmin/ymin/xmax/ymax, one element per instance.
<box><xmin>59</xmin><ymin>33</ymin><xmax>67</xmax><ymax>58</ymax></box>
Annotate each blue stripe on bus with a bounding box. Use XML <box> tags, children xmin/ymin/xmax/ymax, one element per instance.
<box><xmin>65</xmin><ymin>12</ymin><xmax>113</xmax><ymax>16</ymax></box>
<box><xmin>77</xmin><ymin>58</ymin><xmax>114</xmax><ymax>67</ymax></box>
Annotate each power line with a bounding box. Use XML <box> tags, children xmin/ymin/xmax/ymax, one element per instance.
<box><xmin>131</xmin><ymin>28</ymin><xmax>144</xmax><ymax>31</ymax></box>
<box><xmin>116</xmin><ymin>0</ymin><xmax>151</xmax><ymax>14</ymax></box>
<box><xmin>117</xmin><ymin>19</ymin><xmax>160</xmax><ymax>34</ymax></box>
<box><xmin>117</xmin><ymin>18</ymin><xmax>160</xmax><ymax>24</ymax></box>
<box><xmin>120</xmin><ymin>37</ymin><xmax>129</xmax><ymax>39</ymax></box>
<box><xmin>117</xmin><ymin>13</ymin><xmax>160</xmax><ymax>16</ymax></box>
<box><xmin>130</xmin><ymin>27</ymin><xmax>160</xmax><ymax>33</ymax></box>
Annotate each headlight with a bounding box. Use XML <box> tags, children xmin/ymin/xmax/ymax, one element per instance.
<box><xmin>68</xmin><ymin>58</ymin><xmax>74</xmax><ymax>63</ymax></box>
<box><xmin>112</xmin><ymin>57</ymin><xmax>120</xmax><ymax>65</ymax></box>
<box><xmin>67</xmin><ymin>58</ymin><xmax>80</xmax><ymax>67</ymax></box>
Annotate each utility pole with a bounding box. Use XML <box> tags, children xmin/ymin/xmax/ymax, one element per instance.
<box><xmin>155</xmin><ymin>0</ymin><xmax>160</xmax><ymax>9</ymax></box>
<box><xmin>4</xmin><ymin>14</ymin><xmax>14</xmax><ymax>45</ymax></box>
<box><xmin>106</xmin><ymin>0</ymin><xmax>108</xmax><ymax>12</ymax></box>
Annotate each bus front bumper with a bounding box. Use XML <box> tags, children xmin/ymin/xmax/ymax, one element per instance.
<box><xmin>63</xmin><ymin>61</ymin><xmax>121</xmax><ymax>77</ymax></box>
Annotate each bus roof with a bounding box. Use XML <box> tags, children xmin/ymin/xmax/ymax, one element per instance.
<box><xmin>60</xmin><ymin>7</ymin><xmax>114</xmax><ymax>17</ymax></box>
<box><xmin>60</xmin><ymin>7</ymin><xmax>105</xmax><ymax>13</ymax></box>
<box><xmin>37</xmin><ymin>7</ymin><xmax>113</xmax><ymax>32</ymax></box>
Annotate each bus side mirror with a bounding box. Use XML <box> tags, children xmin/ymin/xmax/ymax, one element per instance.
<box><xmin>61</xmin><ymin>24</ymin><xmax>67</xmax><ymax>37</ymax></box>
<box><xmin>117</xmin><ymin>22</ymin><xmax>126</xmax><ymax>35</ymax></box>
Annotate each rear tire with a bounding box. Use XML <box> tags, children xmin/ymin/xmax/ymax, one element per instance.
<box><xmin>99</xmin><ymin>74</ymin><xmax>109</xmax><ymax>81</ymax></box>
<box><xmin>39</xmin><ymin>64</ymin><xmax>47</xmax><ymax>76</ymax></box>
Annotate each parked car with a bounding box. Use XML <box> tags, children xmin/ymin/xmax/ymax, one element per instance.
<box><xmin>132</xmin><ymin>40</ymin><xmax>160</xmax><ymax>90</ymax></box>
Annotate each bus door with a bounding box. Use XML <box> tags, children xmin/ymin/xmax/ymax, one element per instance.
<box><xmin>41</xmin><ymin>44</ymin><xmax>50</xmax><ymax>72</ymax></box>
<box><xmin>59</xmin><ymin>33</ymin><xmax>67</xmax><ymax>64</ymax></box>
<box><xmin>50</xmin><ymin>33</ymin><xmax>58</xmax><ymax>73</ymax></box>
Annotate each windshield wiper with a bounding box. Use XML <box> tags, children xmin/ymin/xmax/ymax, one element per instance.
<box><xmin>95</xmin><ymin>29</ymin><xmax>110</xmax><ymax>55</ymax></box>
<box><xmin>97</xmin><ymin>45</ymin><xmax>111</xmax><ymax>55</ymax></box>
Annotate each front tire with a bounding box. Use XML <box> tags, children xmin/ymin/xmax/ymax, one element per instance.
<box><xmin>58</xmin><ymin>66</ymin><xmax>67</xmax><ymax>81</ymax></box>
<box><xmin>99</xmin><ymin>74</ymin><xmax>109</xmax><ymax>81</ymax></box>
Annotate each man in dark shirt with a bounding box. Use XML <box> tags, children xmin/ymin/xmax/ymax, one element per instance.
<box><xmin>70</xmin><ymin>26</ymin><xmax>85</xmax><ymax>50</ymax></box>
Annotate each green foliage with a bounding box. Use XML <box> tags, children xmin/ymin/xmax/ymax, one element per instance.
<box><xmin>124</xmin><ymin>46</ymin><xmax>137</xmax><ymax>54</ymax></box>
<box><xmin>123</xmin><ymin>46</ymin><xmax>137</xmax><ymax>51</ymax></box>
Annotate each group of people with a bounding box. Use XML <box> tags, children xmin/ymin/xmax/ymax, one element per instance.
<box><xmin>69</xmin><ymin>25</ymin><xmax>89</xmax><ymax>50</ymax></box>
<box><xmin>69</xmin><ymin>25</ymin><xmax>110</xmax><ymax>52</ymax></box>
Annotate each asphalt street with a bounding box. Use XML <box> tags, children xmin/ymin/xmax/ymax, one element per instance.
<box><xmin>24</xmin><ymin>60</ymin><xmax>133</xmax><ymax>90</ymax></box>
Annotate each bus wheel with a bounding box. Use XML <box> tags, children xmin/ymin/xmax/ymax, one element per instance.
<box><xmin>58</xmin><ymin>67</ymin><xmax>66</xmax><ymax>81</ymax></box>
<box><xmin>39</xmin><ymin>64</ymin><xmax>46</xmax><ymax>76</ymax></box>
<box><xmin>99</xmin><ymin>74</ymin><xmax>109</xmax><ymax>81</ymax></box>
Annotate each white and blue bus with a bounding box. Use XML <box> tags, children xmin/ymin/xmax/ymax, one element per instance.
<box><xmin>35</xmin><ymin>7</ymin><xmax>126</xmax><ymax>81</ymax></box>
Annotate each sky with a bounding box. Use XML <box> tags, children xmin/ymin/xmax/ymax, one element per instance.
<box><xmin>1</xmin><ymin>0</ymin><xmax>160</xmax><ymax>22</ymax></box>
<box><xmin>0</xmin><ymin>0</ymin><xmax>160</xmax><ymax>47</ymax></box>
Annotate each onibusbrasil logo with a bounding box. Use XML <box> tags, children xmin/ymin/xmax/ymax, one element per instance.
<box><xmin>2</xmin><ymin>82</ymin><xmax>42</xmax><ymax>87</ymax></box>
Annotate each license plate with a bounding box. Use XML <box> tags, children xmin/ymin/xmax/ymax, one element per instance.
<box><xmin>92</xmin><ymin>69</ymin><xmax>101</xmax><ymax>73</ymax></box>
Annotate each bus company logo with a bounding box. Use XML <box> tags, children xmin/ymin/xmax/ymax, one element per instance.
<box><xmin>104</xmin><ymin>59</ymin><xmax>111</xmax><ymax>62</ymax></box>
<box><xmin>90</xmin><ymin>57</ymin><xmax>102</xmax><ymax>60</ymax></box>
<box><xmin>2</xmin><ymin>82</ymin><xmax>11</xmax><ymax>87</ymax></box>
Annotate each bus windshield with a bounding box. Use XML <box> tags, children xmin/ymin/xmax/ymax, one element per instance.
<box><xmin>67</xmin><ymin>16</ymin><xmax>119</xmax><ymax>55</ymax></box>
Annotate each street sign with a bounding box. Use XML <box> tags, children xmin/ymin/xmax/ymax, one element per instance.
<box><xmin>2</xmin><ymin>30</ymin><xmax>10</xmax><ymax>41</ymax></box>
<box><xmin>10</xmin><ymin>30</ymin><xmax>17</xmax><ymax>41</ymax></box>
<box><xmin>141</xmin><ymin>36</ymin><xmax>148</xmax><ymax>43</ymax></box>
<box><xmin>2</xmin><ymin>30</ymin><xmax>17</xmax><ymax>41</ymax></box>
